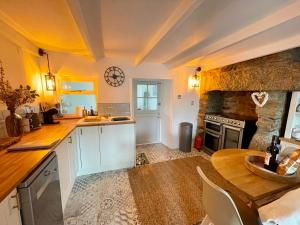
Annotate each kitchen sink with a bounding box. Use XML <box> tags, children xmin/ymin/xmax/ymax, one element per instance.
<box><xmin>83</xmin><ymin>116</ymin><xmax>102</xmax><ymax>122</ymax></box>
<box><xmin>110</xmin><ymin>116</ymin><xmax>131</xmax><ymax>121</ymax></box>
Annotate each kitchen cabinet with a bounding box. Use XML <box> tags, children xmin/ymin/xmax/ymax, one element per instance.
<box><xmin>0</xmin><ymin>189</ymin><xmax>22</xmax><ymax>225</ymax></box>
<box><xmin>100</xmin><ymin>124</ymin><xmax>136</xmax><ymax>172</ymax></box>
<box><xmin>68</xmin><ymin>130</ymin><xmax>78</xmax><ymax>185</ymax></box>
<box><xmin>55</xmin><ymin>129</ymin><xmax>77</xmax><ymax>210</ymax></box>
<box><xmin>77</xmin><ymin>126</ymin><xmax>101</xmax><ymax>176</ymax></box>
<box><xmin>77</xmin><ymin>124</ymin><xmax>135</xmax><ymax>176</ymax></box>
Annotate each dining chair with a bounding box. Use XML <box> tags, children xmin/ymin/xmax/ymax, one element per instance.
<box><xmin>196</xmin><ymin>166</ymin><xmax>259</xmax><ymax>225</ymax></box>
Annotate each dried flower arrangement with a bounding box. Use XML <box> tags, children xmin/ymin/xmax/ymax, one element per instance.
<box><xmin>0</xmin><ymin>61</ymin><xmax>39</xmax><ymax>112</ymax></box>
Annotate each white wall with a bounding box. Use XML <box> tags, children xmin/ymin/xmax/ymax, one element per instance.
<box><xmin>40</xmin><ymin>52</ymin><xmax>201</xmax><ymax>149</ymax></box>
<box><xmin>0</xmin><ymin>33</ymin><xmax>41</xmax><ymax>138</ymax></box>
<box><xmin>160</xmin><ymin>79</ymin><xmax>174</xmax><ymax>147</ymax></box>
<box><xmin>0</xmin><ymin>34</ymin><xmax>41</xmax><ymax>111</ymax></box>
<box><xmin>41</xmin><ymin>52</ymin><xmax>200</xmax><ymax>149</ymax></box>
<box><xmin>0</xmin><ymin>33</ymin><xmax>200</xmax><ymax>149</ymax></box>
<box><xmin>167</xmin><ymin>66</ymin><xmax>200</xmax><ymax>149</ymax></box>
<box><xmin>41</xmin><ymin>52</ymin><xmax>171</xmax><ymax>104</ymax></box>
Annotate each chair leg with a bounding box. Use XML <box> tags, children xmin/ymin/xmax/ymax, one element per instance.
<box><xmin>200</xmin><ymin>215</ymin><xmax>214</xmax><ymax>225</ymax></box>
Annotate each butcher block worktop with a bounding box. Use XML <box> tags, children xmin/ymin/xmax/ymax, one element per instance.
<box><xmin>0</xmin><ymin>117</ymin><xmax>136</xmax><ymax>202</ymax></box>
<box><xmin>0</xmin><ymin>119</ymin><xmax>78</xmax><ymax>202</ymax></box>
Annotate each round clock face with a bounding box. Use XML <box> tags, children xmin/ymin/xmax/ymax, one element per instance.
<box><xmin>104</xmin><ymin>66</ymin><xmax>125</xmax><ymax>87</ymax></box>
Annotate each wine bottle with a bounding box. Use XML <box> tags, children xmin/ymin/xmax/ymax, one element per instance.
<box><xmin>264</xmin><ymin>135</ymin><xmax>281</xmax><ymax>172</ymax></box>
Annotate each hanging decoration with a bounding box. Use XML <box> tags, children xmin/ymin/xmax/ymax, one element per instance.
<box><xmin>251</xmin><ymin>91</ymin><xmax>269</xmax><ymax>107</ymax></box>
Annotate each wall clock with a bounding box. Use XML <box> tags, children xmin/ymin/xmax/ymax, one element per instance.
<box><xmin>104</xmin><ymin>66</ymin><xmax>125</xmax><ymax>87</ymax></box>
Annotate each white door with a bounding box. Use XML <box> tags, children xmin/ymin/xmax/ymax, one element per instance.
<box><xmin>134</xmin><ymin>80</ymin><xmax>161</xmax><ymax>144</ymax></box>
<box><xmin>100</xmin><ymin>124</ymin><xmax>136</xmax><ymax>172</ymax></box>
<box><xmin>77</xmin><ymin>126</ymin><xmax>101</xmax><ymax>176</ymax></box>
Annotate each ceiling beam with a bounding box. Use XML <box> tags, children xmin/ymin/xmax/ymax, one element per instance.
<box><xmin>134</xmin><ymin>0</ymin><xmax>205</xmax><ymax>66</ymax></box>
<box><xmin>66</xmin><ymin>0</ymin><xmax>104</xmax><ymax>60</ymax></box>
<box><xmin>165</xmin><ymin>0</ymin><xmax>300</xmax><ymax>68</ymax></box>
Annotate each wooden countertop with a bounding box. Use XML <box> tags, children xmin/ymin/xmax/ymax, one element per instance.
<box><xmin>76</xmin><ymin>117</ymin><xmax>136</xmax><ymax>126</ymax></box>
<box><xmin>0</xmin><ymin>118</ymin><xmax>136</xmax><ymax>202</ymax></box>
<box><xmin>0</xmin><ymin>119</ymin><xmax>78</xmax><ymax>202</ymax></box>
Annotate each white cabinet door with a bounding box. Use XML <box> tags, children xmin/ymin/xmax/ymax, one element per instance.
<box><xmin>0</xmin><ymin>189</ymin><xmax>22</xmax><ymax>225</ymax></box>
<box><xmin>55</xmin><ymin>138</ymin><xmax>72</xmax><ymax>210</ymax></box>
<box><xmin>77</xmin><ymin>126</ymin><xmax>101</xmax><ymax>176</ymax></box>
<box><xmin>100</xmin><ymin>124</ymin><xmax>136</xmax><ymax>172</ymax></box>
<box><xmin>67</xmin><ymin>130</ymin><xmax>77</xmax><ymax>186</ymax></box>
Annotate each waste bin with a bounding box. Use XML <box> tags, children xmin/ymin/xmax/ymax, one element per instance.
<box><xmin>179</xmin><ymin>122</ymin><xmax>193</xmax><ymax>152</ymax></box>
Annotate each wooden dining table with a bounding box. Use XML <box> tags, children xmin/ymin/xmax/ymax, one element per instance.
<box><xmin>211</xmin><ymin>149</ymin><xmax>300</xmax><ymax>208</ymax></box>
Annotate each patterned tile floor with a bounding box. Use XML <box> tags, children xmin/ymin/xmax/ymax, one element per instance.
<box><xmin>64</xmin><ymin>144</ymin><xmax>209</xmax><ymax>225</ymax></box>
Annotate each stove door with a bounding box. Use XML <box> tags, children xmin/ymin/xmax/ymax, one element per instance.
<box><xmin>221</xmin><ymin>125</ymin><xmax>243</xmax><ymax>149</ymax></box>
<box><xmin>204</xmin><ymin>131</ymin><xmax>222</xmax><ymax>153</ymax></box>
<box><xmin>204</xmin><ymin>120</ymin><xmax>222</xmax><ymax>134</ymax></box>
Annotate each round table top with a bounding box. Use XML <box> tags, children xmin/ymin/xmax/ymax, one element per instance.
<box><xmin>211</xmin><ymin>149</ymin><xmax>293</xmax><ymax>201</ymax></box>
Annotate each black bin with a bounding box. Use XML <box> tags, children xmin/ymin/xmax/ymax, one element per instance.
<box><xmin>179</xmin><ymin>122</ymin><xmax>193</xmax><ymax>152</ymax></box>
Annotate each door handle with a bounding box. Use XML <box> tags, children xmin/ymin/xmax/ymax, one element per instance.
<box><xmin>11</xmin><ymin>193</ymin><xmax>20</xmax><ymax>210</ymax></box>
<box><xmin>68</xmin><ymin>136</ymin><xmax>72</xmax><ymax>144</ymax></box>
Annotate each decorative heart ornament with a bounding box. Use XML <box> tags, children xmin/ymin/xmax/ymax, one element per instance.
<box><xmin>251</xmin><ymin>91</ymin><xmax>269</xmax><ymax>107</ymax></box>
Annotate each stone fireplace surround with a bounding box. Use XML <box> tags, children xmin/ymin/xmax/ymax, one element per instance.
<box><xmin>197</xmin><ymin>47</ymin><xmax>300</xmax><ymax>150</ymax></box>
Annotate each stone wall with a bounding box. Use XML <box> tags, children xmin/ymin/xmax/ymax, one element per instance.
<box><xmin>204</xmin><ymin>91</ymin><xmax>257</xmax><ymax>117</ymax></box>
<box><xmin>249</xmin><ymin>92</ymin><xmax>287</xmax><ymax>150</ymax></box>
<box><xmin>198</xmin><ymin>47</ymin><xmax>300</xmax><ymax>150</ymax></box>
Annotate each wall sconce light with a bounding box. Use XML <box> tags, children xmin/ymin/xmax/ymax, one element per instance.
<box><xmin>38</xmin><ymin>48</ymin><xmax>56</xmax><ymax>91</ymax></box>
<box><xmin>190</xmin><ymin>67</ymin><xmax>201</xmax><ymax>88</ymax></box>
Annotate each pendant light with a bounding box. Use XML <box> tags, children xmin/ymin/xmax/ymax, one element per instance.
<box><xmin>39</xmin><ymin>48</ymin><xmax>56</xmax><ymax>91</ymax></box>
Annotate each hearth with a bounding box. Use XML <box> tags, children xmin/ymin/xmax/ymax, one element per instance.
<box><xmin>203</xmin><ymin>113</ymin><xmax>257</xmax><ymax>154</ymax></box>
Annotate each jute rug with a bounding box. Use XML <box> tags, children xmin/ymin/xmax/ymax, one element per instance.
<box><xmin>128</xmin><ymin>155</ymin><xmax>251</xmax><ymax>225</ymax></box>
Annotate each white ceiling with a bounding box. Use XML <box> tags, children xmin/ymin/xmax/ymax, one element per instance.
<box><xmin>0</xmin><ymin>0</ymin><xmax>300</xmax><ymax>69</ymax></box>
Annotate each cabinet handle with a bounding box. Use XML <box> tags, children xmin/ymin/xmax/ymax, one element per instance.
<box><xmin>11</xmin><ymin>193</ymin><xmax>20</xmax><ymax>210</ymax></box>
<box><xmin>80</xmin><ymin>129</ymin><xmax>83</xmax><ymax>135</ymax></box>
<box><xmin>68</xmin><ymin>136</ymin><xmax>72</xmax><ymax>144</ymax></box>
<box><xmin>101</xmin><ymin>127</ymin><xmax>103</xmax><ymax>134</ymax></box>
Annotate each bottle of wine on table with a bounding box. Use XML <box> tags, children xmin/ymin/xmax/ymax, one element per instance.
<box><xmin>264</xmin><ymin>135</ymin><xmax>281</xmax><ymax>172</ymax></box>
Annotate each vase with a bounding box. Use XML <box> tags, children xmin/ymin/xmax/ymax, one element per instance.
<box><xmin>5</xmin><ymin>109</ymin><xmax>23</xmax><ymax>137</ymax></box>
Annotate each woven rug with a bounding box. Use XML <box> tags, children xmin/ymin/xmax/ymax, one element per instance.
<box><xmin>128</xmin><ymin>155</ymin><xmax>250</xmax><ymax>225</ymax></box>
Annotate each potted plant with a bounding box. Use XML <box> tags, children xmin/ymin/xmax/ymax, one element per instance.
<box><xmin>0</xmin><ymin>62</ymin><xmax>39</xmax><ymax>137</ymax></box>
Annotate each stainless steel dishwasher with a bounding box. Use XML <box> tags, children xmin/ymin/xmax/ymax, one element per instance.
<box><xmin>18</xmin><ymin>152</ymin><xmax>64</xmax><ymax>225</ymax></box>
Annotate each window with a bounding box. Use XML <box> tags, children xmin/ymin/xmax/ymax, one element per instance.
<box><xmin>58</xmin><ymin>77</ymin><xmax>98</xmax><ymax>115</ymax></box>
<box><xmin>136</xmin><ymin>83</ymin><xmax>159</xmax><ymax>111</ymax></box>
